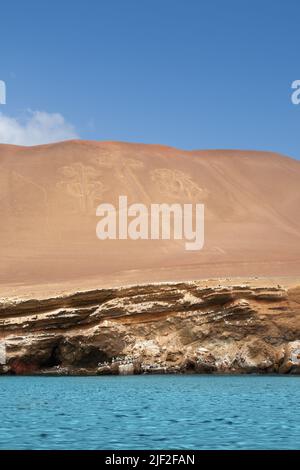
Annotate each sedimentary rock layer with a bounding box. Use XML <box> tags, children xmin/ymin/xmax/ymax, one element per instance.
<box><xmin>1</xmin><ymin>281</ymin><xmax>300</xmax><ymax>375</ymax></box>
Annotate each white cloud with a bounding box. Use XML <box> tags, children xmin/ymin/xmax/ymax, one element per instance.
<box><xmin>0</xmin><ymin>110</ymin><xmax>78</xmax><ymax>146</ymax></box>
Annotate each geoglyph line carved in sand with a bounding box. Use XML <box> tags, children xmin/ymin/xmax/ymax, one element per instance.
<box><xmin>151</xmin><ymin>168</ymin><xmax>207</xmax><ymax>201</ymax></box>
<box><xmin>57</xmin><ymin>162</ymin><xmax>107</xmax><ymax>214</ymax></box>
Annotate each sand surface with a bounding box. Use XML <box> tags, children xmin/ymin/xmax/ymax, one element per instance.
<box><xmin>1</xmin><ymin>140</ymin><xmax>300</xmax><ymax>297</ymax></box>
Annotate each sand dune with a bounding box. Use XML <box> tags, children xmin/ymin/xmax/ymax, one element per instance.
<box><xmin>0</xmin><ymin>140</ymin><xmax>300</xmax><ymax>293</ymax></box>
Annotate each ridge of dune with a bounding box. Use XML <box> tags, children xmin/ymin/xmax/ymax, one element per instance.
<box><xmin>0</xmin><ymin>139</ymin><xmax>296</xmax><ymax>159</ymax></box>
<box><xmin>1</xmin><ymin>139</ymin><xmax>297</xmax><ymax>166</ymax></box>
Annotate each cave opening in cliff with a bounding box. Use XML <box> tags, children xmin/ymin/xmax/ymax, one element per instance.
<box><xmin>75</xmin><ymin>347</ymin><xmax>110</xmax><ymax>368</ymax></box>
<box><xmin>42</xmin><ymin>345</ymin><xmax>62</xmax><ymax>368</ymax></box>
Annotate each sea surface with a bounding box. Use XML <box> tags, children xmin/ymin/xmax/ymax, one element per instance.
<box><xmin>0</xmin><ymin>375</ymin><xmax>299</xmax><ymax>450</ymax></box>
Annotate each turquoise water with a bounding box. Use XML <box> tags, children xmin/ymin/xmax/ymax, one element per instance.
<box><xmin>0</xmin><ymin>375</ymin><xmax>299</xmax><ymax>450</ymax></box>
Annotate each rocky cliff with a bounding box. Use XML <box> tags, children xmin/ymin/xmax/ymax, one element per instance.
<box><xmin>1</xmin><ymin>280</ymin><xmax>300</xmax><ymax>375</ymax></box>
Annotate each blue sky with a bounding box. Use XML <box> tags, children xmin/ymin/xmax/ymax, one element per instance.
<box><xmin>1</xmin><ymin>0</ymin><xmax>300</xmax><ymax>158</ymax></box>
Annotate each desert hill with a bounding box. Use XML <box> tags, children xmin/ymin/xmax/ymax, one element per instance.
<box><xmin>0</xmin><ymin>140</ymin><xmax>300</xmax><ymax>293</ymax></box>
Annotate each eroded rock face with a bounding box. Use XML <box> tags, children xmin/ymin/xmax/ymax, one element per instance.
<box><xmin>279</xmin><ymin>341</ymin><xmax>300</xmax><ymax>374</ymax></box>
<box><xmin>1</xmin><ymin>281</ymin><xmax>300</xmax><ymax>375</ymax></box>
